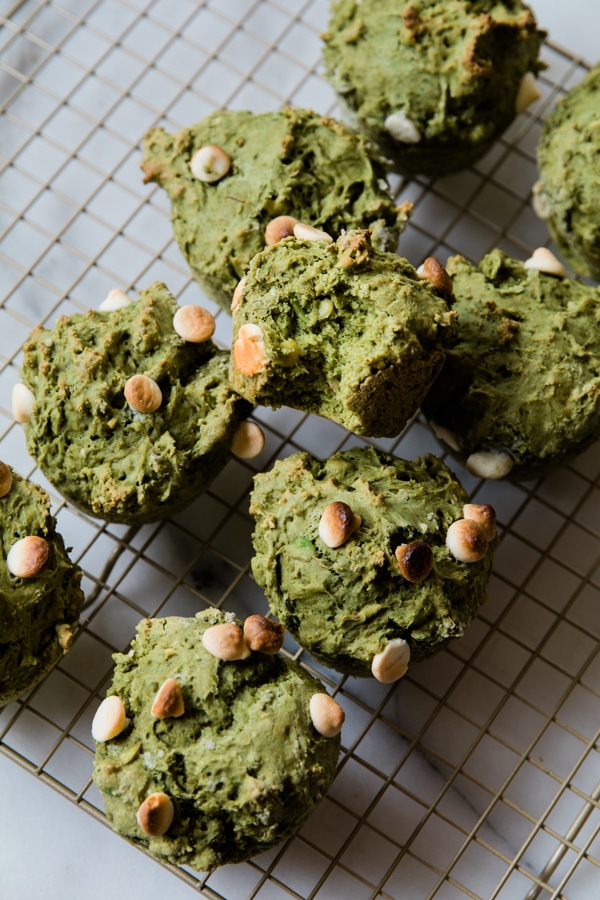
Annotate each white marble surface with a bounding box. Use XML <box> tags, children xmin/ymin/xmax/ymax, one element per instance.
<box><xmin>1</xmin><ymin>2</ymin><xmax>598</xmax><ymax>899</ymax></box>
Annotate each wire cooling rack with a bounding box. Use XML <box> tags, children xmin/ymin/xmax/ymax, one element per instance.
<box><xmin>1</xmin><ymin>2</ymin><xmax>599</xmax><ymax>898</ymax></box>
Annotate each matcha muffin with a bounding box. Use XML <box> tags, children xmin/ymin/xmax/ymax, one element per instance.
<box><xmin>250</xmin><ymin>447</ymin><xmax>496</xmax><ymax>679</ymax></box>
<box><xmin>0</xmin><ymin>463</ymin><xmax>84</xmax><ymax>707</ymax></box>
<box><xmin>92</xmin><ymin>609</ymin><xmax>342</xmax><ymax>871</ymax></box>
<box><xmin>322</xmin><ymin>0</ymin><xmax>546</xmax><ymax>177</ymax></box>
<box><xmin>230</xmin><ymin>229</ymin><xmax>456</xmax><ymax>438</ymax></box>
<box><xmin>140</xmin><ymin>107</ymin><xmax>411</xmax><ymax>311</ymax></box>
<box><xmin>535</xmin><ymin>63</ymin><xmax>600</xmax><ymax>282</ymax></box>
<box><xmin>422</xmin><ymin>249</ymin><xmax>600</xmax><ymax>479</ymax></box>
<box><xmin>15</xmin><ymin>284</ymin><xmax>250</xmax><ymax>524</ymax></box>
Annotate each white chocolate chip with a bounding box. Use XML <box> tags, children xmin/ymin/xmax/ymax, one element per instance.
<box><xmin>309</xmin><ymin>692</ymin><xmax>345</xmax><ymax>737</ymax></box>
<box><xmin>231</xmin><ymin>277</ymin><xmax>247</xmax><ymax>312</ymax></box>
<box><xmin>446</xmin><ymin>519</ymin><xmax>488</xmax><ymax>563</ymax></box>
<box><xmin>99</xmin><ymin>288</ymin><xmax>132</xmax><ymax>311</ymax></box>
<box><xmin>190</xmin><ymin>144</ymin><xmax>231</xmax><ymax>183</ymax></box>
<box><xmin>56</xmin><ymin>623</ymin><xmax>75</xmax><ymax>651</ymax></box>
<box><xmin>515</xmin><ymin>71</ymin><xmax>541</xmax><ymax>114</ymax></box>
<box><xmin>151</xmin><ymin>677</ymin><xmax>185</xmax><ymax>719</ymax></box>
<box><xmin>466</xmin><ymin>450</ymin><xmax>513</xmax><ymax>480</ymax></box>
<box><xmin>463</xmin><ymin>503</ymin><xmax>497</xmax><ymax>541</ymax></box>
<box><xmin>7</xmin><ymin>535</ymin><xmax>50</xmax><ymax>578</ymax></box>
<box><xmin>384</xmin><ymin>111</ymin><xmax>421</xmax><ymax>143</ymax></box>
<box><xmin>531</xmin><ymin>181</ymin><xmax>550</xmax><ymax>220</ymax></box>
<box><xmin>265</xmin><ymin>215</ymin><xmax>298</xmax><ymax>245</ymax></box>
<box><xmin>293</xmin><ymin>222</ymin><xmax>333</xmax><ymax>243</ymax></box>
<box><xmin>12</xmin><ymin>383</ymin><xmax>35</xmax><ymax>424</ymax></box>
<box><xmin>124</xmin><ymin>374</ymin><xmax>162</xmax><ymax>413</ymax></box>
<box><xmin>231</xmin><ymin>420</ymin><xmax>265</xmax><ymax>459</ymax></box>
<box><xmin>395</xmin><ymin>541</ymin><xmax>434</xmax><ymax>583</ymax></box>
<box><xmin>232</xmin><ymin>323</ymin><xmax>268</xmax><ymax>376</ymax></box>
<box><xmin>173</xmin><ymin>305</ymin><xmax>215</xmax><ymax>343</ymax></box>
<box><xmin>202</xmin><ymin>622</ymin><xmax>251</xmax><ymax>661</ymax></box>
<box><xmin>430</xmin><ymin>421</ymin><xmax>461</xmax><ymax>452</ymax></box>
<box><xmin>136</xmin><ymin>792</ymin><xmax>174</xmax><ymax>837</ymax></box>
<box><xmin>91</xmin><ymin>695</ymin><xmax>130</xmax><ymax>742</ymax></box>
<box><xmin>371</xmin><ymin>638</ymin><xmax>411</xmax><ymax>683</ymax></box>
<box><xmin>523</xmin><ymin>247</ymin><xmax>566</xmax><ymax>278</ymax></box>
<box><xmin>0</xmin><ymin>461</ymin><xmax>12</xmax><ymax>498</ymax></box>
<box><xmin>318</xmin><ymin>501</ymin><xmax>361</xmax><ymax>548</ymax></box>
<box><xmin>243</xmin><ymin>614</ymin><xmax>284</xmax><ymax>655</ymax></box>
<box><xmin>416</xmin><ymin>257</ymin><xmax>453</xmax><ymax>298</ymax></box>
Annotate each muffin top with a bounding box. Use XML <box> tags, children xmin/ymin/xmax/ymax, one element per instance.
<box><xmin>93</xmin><ymin>610</ymin><xmax>341</xmax><ymax>872</ymax></box>
<box><xmin>251</xmin><ymin>447</ymin><xmax>496</xmax><ymax>677</ymax></box>
<box><xmin>536</xmin><ymin>63</ymin><xmax>600</xmax><ymax>281</ymax></box>
<box><xmin>141</xmin><ymin>107</ymin><xmax>411</xmax><ymax>309</ymax></box>
<box><xmin>0</xmin><ymin>465</ymin><xmax>84</xmax><ymax>706</ymax></box>
<box><xmin>19</xmin><ymin>284</ymin><xmax>249</xmax><ymax>524</ymax></box>
<box><xmin>422</xmin><ymin>249</ymin><xmax>600</xmax><ymax>478</ymax></box>
<box><xmin>323</xmin><ymin>0</ymin><xmax>545</xmax><ymax>176</ymax></box>
<box><xmin>230</xmin><ymin>229</ymin><xmax>456</xmax><ymax>437</ymax></box>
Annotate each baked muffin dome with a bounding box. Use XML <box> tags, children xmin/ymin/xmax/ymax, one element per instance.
<box><xmin>535</xmin><ymin>62</ymin><xmax>600</xmax><ymax>282</ymax></box>
<box><xmin>140</xmin><ymin>107</ymin><xmax>411</xmax><ymax>311</ymax></box>
<box><xmin>0</xmin><ymin>465</ymin><xmax>84</xmax><ymax>706</ymax></box>
<box><xmin>250</xmin><ymin>447</ymin><xmax>497</xmax><ymax>678</ymax></box>
<box><xmin>93</xmin><ymin>610</ymin><xmax>342</xmax><ymax>871</ymax></box>
<box><xmin>17</xmin><ymin>284</ymin><xmax>250</xmax><ymax>524</ymax></box>
<box><xmin>322</xmin><ymin>0</ymin><xmax>546</xmax><ymax>177</ymax></box>
<box><xmin>422</xmin><ymin>249</ymin><xmax>600</xmax><ymax>479</ymax></box>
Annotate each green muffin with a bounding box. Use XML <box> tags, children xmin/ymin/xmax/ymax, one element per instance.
<box><xmin>322</xmin><ymin>0</ymin><xmax>545</xmax><ymax>177</ymax></box>
<box><xmin>250</xmin><ymin>447</ymin><xmax>497</xmax><ymax>679</ymax></box>
<box><xmin>230</xmin><ymin>229</ymin><xmax>456</xmax><ymax>438</ymax></box>
<box><xmin>422</xmin><ymin>249</ymin><xmax>600</xmax><ymax>479</ymax></box>
<box><xmin>140</xmin><ymin>107</ymin><xmax>411</xmax><ymax>311</ymax></box>
<box><xmin>0</xmin><ymin>465</ymin><xmax>84</xmax><ymax>707</ymax></box>
<box><xmin>93</xmin><ymin>610</ymin><xmax>342</xmax><ymax>872</ymax></box>
<box><xmin>17</xmin><ymin>284</ymin><xmax>249</xmax><ymax>524</ymax></box>
<box><xmin>535</xmin><ymin>63</ymin><xmax>600</xmax><ymax>282</ymax></box>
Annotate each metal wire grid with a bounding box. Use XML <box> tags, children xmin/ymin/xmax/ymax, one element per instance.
<box><xmin>1</xmin><ymin>1</ymin><xmax>599</xmax><ymax>897</ymax></box>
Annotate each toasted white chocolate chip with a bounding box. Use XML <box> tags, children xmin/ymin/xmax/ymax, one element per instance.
<box><xmin>137</xmin><ymin>792</ymin><xmax>174</xmax><ymax>837</ymax></box>
<box><xmin>173</xmin><ymin>304</ymin><xmax>215</xmax><ymax>343</ymax></box>
<box><xmin>293</xmin><ymin>222</ymin><xmax>333</xmax><ymax>243</ymax></box>
<box><xmin>384</xmin><ymin>111</ymin><xmax>421</xmax><ymax>143</ymax></box>
<box><xmin>231</xmin><ymin>420</ymin><xmax>265</xmax><ymax>459</ymax></box>
<box><xmin>416</xmin><ymin>257</ymin><xmax>453</xmax><ymax>298</ymax></box>
<box><xmin>523</xmin><ymin>247</ymin><xmax>566</xmax><ymax>278</ymax></box>
<box><xmin>446</xmin><ymin>519</ymin><xmax>488</xmax><ymax>563</ymax></box>
<box><xmin>395</xmin><ymin>541</ymin><xmax>434</xmax><ymax>583</ymax></box>
<box><xmin>124</xmin><ymin>374</ymin><xmax>162</xmax><ymax>413</ymax></box>
<box><xmin>202</xmin><ymin>622</ymin><xmax>251</xmax><ymax>661</ymax></box>
<box><xmin>99</xmin><ymin>288</ymin><xmax>131</xmax><ymax>311</ymax></box>
<box><xmin>151</xmin><ymin>677</ymin><xmax>185</xmax><ymax>719</ymax></box>
<box><xmin>531</xmin><ymin>180</ymin><xmax>550</xmax><ymax>219</ymax></box>
<box><xmin>92</xmin><ymin>695</ymin><xmax>130</xmax><ymax>742</ymax></box>
<box><xmin>463</xmin><ymin>503</ymin><xmax>497</xmax><ymax>541</ymax></box>
<box><xmin>231</xmin><ymin>277</ymin><xmax>247</xmax><ymax>312</ymax></box>
<box><xmin>515</xmin><ymin>72</ymin><xmax>541</xmax><ymax>114</ymax></box>
<box><xmin>232</xmin><ymin>323</ymin><xmax>268</xmax><ymax>376</ymax></box>
<box><xmin>190</xmin><ymin>144</ymin><xmax>231</xmax><ymax>183</ymax></box>
<box><xmin>371</xmin><ymin>638</ymin><xmax>411</xmax><ymax>683</ymax></box>
<box><xmin>466</xmin><ymin>449</ymin><xmax>513</xmax><ymax>480</ymax></box>
<box><xmin>318</xmin><ymin>501</ymin><xmax>361</xmax><ymax>548</ymax></box>
<box><xmin>430</xmin><ymin>421</ymin><xmax>461</xmax><ymax>452</ymax></box>
<box><xmin>265</xmin><ymin>215</ymin><xmax>298</xmax><ymax>245</ymax></box>
<box><xmin>56</xmin><ymin>623</ymin><xmax>75</xmax><ymax>651</ymax></box>
<box><xmin>0</xmin><ymin>461</ymin><xmax>12</xmax><ymax>498</ymax></box>
<box><xmin>12</xmin><ymin>383</ymin><xmax>35</xmax><ymax>424</ymax></box>
<box><xmin>309</xmin><ymin>692</ymin><xmax>345</xmax><ymax>737</ymax></box>
<box><xmin>243</xmin><ymin>614</ymin><xmax>284</xmax><ymax>655</ymax></box>
<box><xmin>7</xmin><ymin>535</ymin><xmax>50</xmax><ymax>578</ymax></box>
